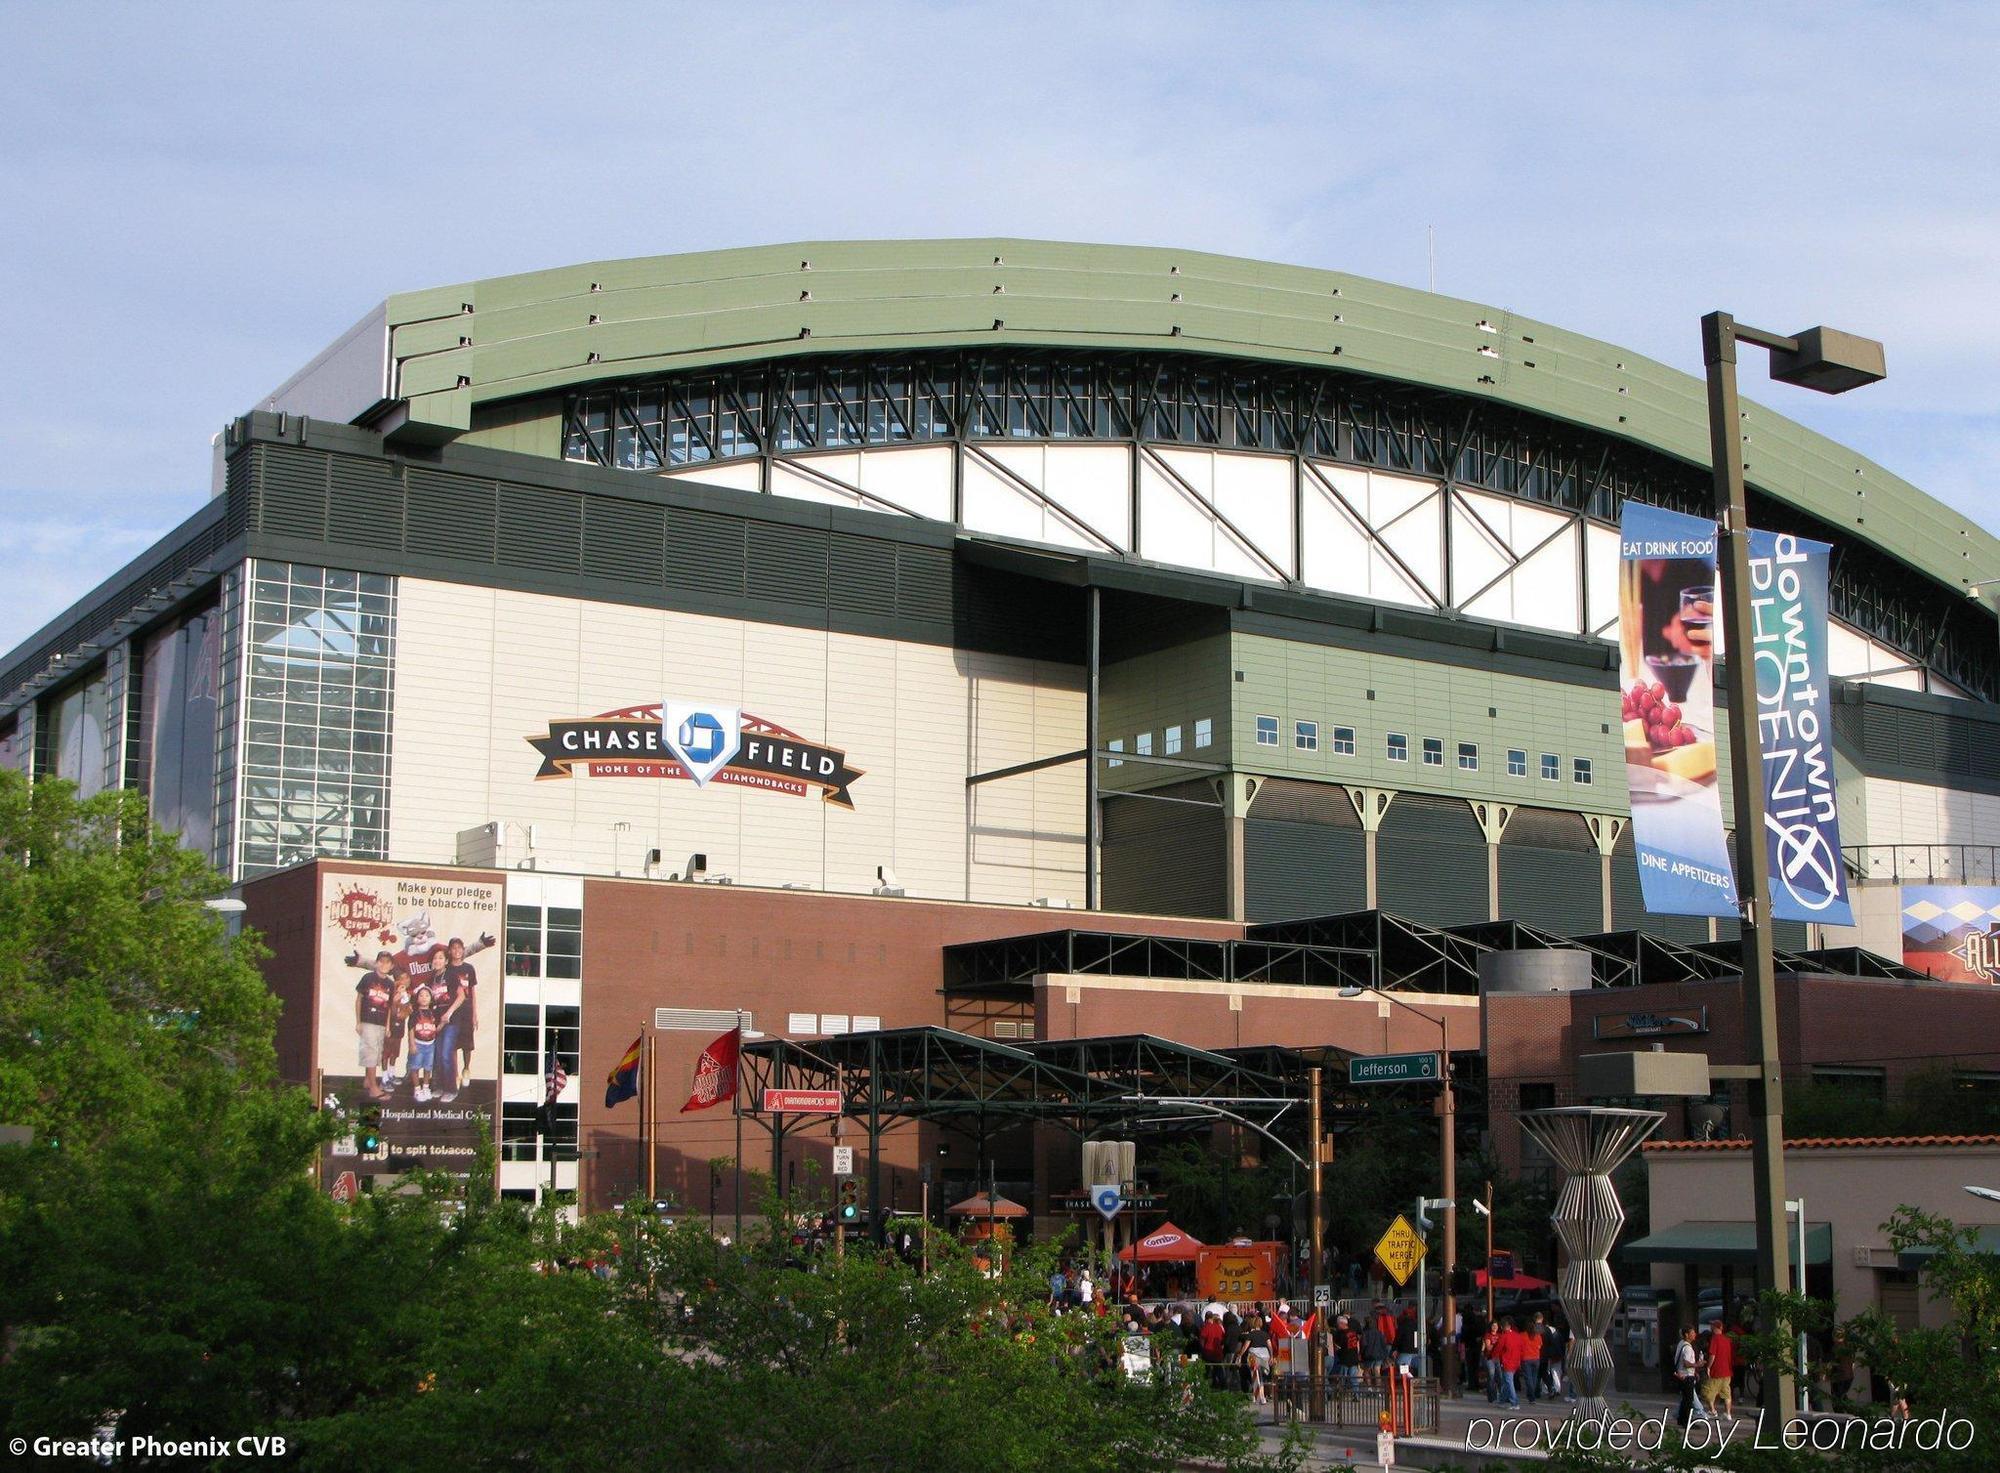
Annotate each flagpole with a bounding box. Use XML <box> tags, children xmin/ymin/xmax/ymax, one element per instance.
<box><xmin>644</xmin><ymin>1027</ymin><xmax>656</xmax><ymax>1204</ymax></box>
<box><xmin>733</xmin><ymin>1009</ymin><xmax>745</xmax><ymax>1245</ymax></box>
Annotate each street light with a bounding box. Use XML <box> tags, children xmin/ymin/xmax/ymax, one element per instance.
<box><xmin>1965</xmin><ymin>1185</ymin><xmax>2000</xmax><ymax>1203</ymax></box>
<box><xmin>1702</xmin><ymin>309</ymin><xmax>1884</xmax><ymax>1426</ymax></box>
<box><xmin>1340</xmin><ymin>984</ymin><xmax>1457</xmax><ymax>1390</ymax></box>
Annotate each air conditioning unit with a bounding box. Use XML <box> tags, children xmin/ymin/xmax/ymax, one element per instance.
<box><xmin>1032</xmin><ymin>897</ymin><xmax>1074</xmax><ymax>909</ymax></box>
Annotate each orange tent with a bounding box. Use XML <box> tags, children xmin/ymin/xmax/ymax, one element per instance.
<box><xmin>945</xmin><ymin>1192</ymin><xmax>1029</xmax><ymax>1218</ymax></box>
<box><xmin>1118</xmin><ymin>1222</ymin><xmax>1204</xmax><ymax>1262</ymax></box>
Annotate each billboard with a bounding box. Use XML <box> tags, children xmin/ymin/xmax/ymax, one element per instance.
<box><xmin>1748</xmin><ymin>530</ymin><xmax>1851</xmax><ymax>925</ymax></box>
<box><xmin>317</xmin><ymin>871</ymin><xmax>504</xmax><ymax>1183</ymax></box>
<box><xmin>1618</xmin><ymin>502</ymin><xmax>1737</xmax><ymax>917</ymax></box>
<box><xmin>1901</xmin><ymin>886</ymin><xmax>2000</xmax><ymax>983</ymax></box>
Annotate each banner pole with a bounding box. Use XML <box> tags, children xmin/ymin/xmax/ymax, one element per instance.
<box><xmin>733</xmin><ymin>1010</ymin><xmax>745</xmax><ymax>1245</ymax></box>
<box><xmin>644</xmin><ymin>1029</ymin><xmax>656</xmax><ymax>1204</ymax></box>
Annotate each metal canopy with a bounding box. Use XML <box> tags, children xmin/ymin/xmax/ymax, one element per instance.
<box><xmin>740</xmin><ymin>1026</ymin><xmax>1301</xmax><ymax>1134</ymax></box>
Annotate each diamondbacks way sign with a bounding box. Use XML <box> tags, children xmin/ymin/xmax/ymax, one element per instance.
<box><xmin>527</xmin><ymin>699</ymin><xmax>863</xmax><ymax>806</ymax></box>
<box><xmin>1374</xmin><ymin>1214</ymin><xmax>1427</xmax><ymax>1288</ymax></box>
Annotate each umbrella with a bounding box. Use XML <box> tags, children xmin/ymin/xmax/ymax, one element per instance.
<box><xmin>1117</xmin><ymin>1222</ymin><xmax>1205</xmax><ymax>1262</ymax></box>
<box><xmin>944</xmin><ymin>1192</ymin><xmax>1029</xmax><ymax>1219</ymax></box>
<box><xmin>1475</xmin><ymin>1268</ymin><xmax>1555</xmax><ymax>1291</ymax></box>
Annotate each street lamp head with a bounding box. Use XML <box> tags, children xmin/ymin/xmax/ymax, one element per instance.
<box><xmin>1965</xmin><ymin>1185</ymin><xmax>2000</xmax><ymax>1203</ymax></box>
<box><xmin>1338</xmin><ymin>986</ymin><xmax>1368</xmax><ymax>999</ymax></box>
<box><xmin>1767</xmin><ymin>326</ymin><xmax>1886</xmax><ymax>395</ymax></box>
<box><xmin>1471</xmin><ymin>1199</ymin><xmax>1491</xmax><ymax>1218</ymax></box>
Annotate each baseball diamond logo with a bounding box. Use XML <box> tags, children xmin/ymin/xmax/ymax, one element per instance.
<box><xmin>526</xmin><ymin>701</ymin><xmax>863</xmax><ymax>807</ymax></box>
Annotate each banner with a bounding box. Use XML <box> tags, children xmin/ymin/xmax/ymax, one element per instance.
<box><xmin>527</xmin><ymin>700</ymin><xmax>863</xmax><ymax>807</ymax></box>
<box><xmin>316</xmin><ymin>871</ymin><xmax>503</xmax><ymax>1185</ymax></box>
<box><xmin>1618</xmin><ymin>502</ymin><xmax>1738</xmax><ymax>917</ymax></box>
<box><xmin>1901</xmin><ymin>886</ymin><xmax>2000</xmax><ymax>983</ymax></box>
<box><xmin>1747</xmin><ymin>530</ymin><xmax>1852</xmax><ymax>925</ymax></box>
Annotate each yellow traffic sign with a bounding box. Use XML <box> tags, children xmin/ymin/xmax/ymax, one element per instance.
<box><xmin>1374</xmin><ymin>1213</ymin><xmax>1428</xmax><ymax>1287</ymax></box>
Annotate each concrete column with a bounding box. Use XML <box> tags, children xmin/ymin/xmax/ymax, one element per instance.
<box><xmin>1472</xmin><ymin>801</ymin><xmax>1515</xmax><ymax>921</ymax></box>
<box><xmin>1344</xmin><ymin>787</ymin><xmax>1397</xmax><ymax>910</ymax></box>
<box><xmin>1584</xmin><ymin>815</ymin><xmax>1627</xmax><ymax>932</ymax></box>
<box><xmin>1223</xmin><ymin>774</ymin><xmax>1259</xmax><ymax>922</ymax></box>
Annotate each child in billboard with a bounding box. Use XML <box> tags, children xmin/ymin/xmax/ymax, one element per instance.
<box><xmin>406</xmin><ymin>983</ymin><xmax>441</xmax><ymax>1103</ymax></box>
<box><xmin>437</xmin><ymin>936</ymin><xmax>481</xmax><ymax>1101</ymax></box>
<box><xmin>379</xmin><ymin>964</ymin><xmax>413</xmax><ymax>1092</ymax></box>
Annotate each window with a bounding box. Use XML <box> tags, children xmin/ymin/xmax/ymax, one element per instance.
<box><xmin>1194</xmin><ymin>718</ymin><xmax>1213</xmax><ymax>748</ymax></box>
<box><xmin>1540</xmin><ymin>753</ymin><xmax>1560</xmax><ymax>781</ymax></box>
<box><xmin>502</xmin><ymin>1101</ymin><xmax>577</xmax><ymax>1162</ymax></box>
<box><xmin>1573</xmin><ymin>757</ymin><xmax>1593</xmax><ymax>785</ymax></box>
<box><xmin>1165</xmin><ymin>725</ymin><xmax>1182</xmax><ymax>755</ymax></box>
<box><xmin>1422</xmin><ymin>737</ymin><xmax>1444</xmax><ymax>767</ymax></box>
<box><xmin>1811</xmin><ymin>1066</ymin><xmax>1886</xmax><ymax>1101</ymax></box>
<box><xmin>1507</xmin><ymin>748</ymin><xmax>1527</xmax><ymax>778</ymax></box>
<box><xmin>1458</xmin><ymin>742</ymin><xmax>1479</xmax><ymax>772</ymax></box>
<box><xmin>508</xmin><ymin>905</ymin><xmax>583</xmax><ymax>980</ymax></box>
<box><xmin>1333</xmin><ymin>726</ymin><xmax>1355</xmax><ymax>756</ymax></box>
<box><xmin>1519</xmin><ymin>1081</ymin><xmax>1558</xmax><ymax>1112</ymax></box>
<box><xmin>1107</xmin><ymin>738</ymin><xmax>1123</xmax><ymax>769</ymax></box>
<box><xmin>1255</xmin><ymin>716</ymin><xmax>1279</xmax><ymax>747</ymax></box>
<box><xmin>1136</xmin><ymin>731</ymin><xmax>1152</xmax><ymax>757</ymax></box>
<box><xmin>504</xmin><ymin>1002</ymin><xmax>580</xmax><ymax>1083</ymax></box>
<box><xmin>1386</xmin><ymin>733</ymin><xmax>1409</xmax><ymax>762</ymax></box>
<box><xmin>1295</xmin><ymin>720</ymin><xmax>1318</xmax><ymax>751</ymax></box>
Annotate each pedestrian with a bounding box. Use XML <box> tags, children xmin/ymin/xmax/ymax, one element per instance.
<box><xmin>1544</xmin><ymin>1311</ymin><xmax>1574</xmax><ymax>1403</ymax></box>
<box><xmin>1494</xmin><ymin>1317</ymin><xmax>1524</xmax><ymax>1408</ymax></box>
<box><xmin>1830</xmin><ymin>1327</ymin><xmax>1856</xmax><ymax>1408</ymax></box>
<box><xmin>1672</xmin><ymin>1325</ymin><xmax>1702</xmax><ymax>1429</ymax></box>
<box><xmin>1199</xmin><ymin>1308</ymin><xmax>1227</xmax><ymax>1388</ymax></box>
<box><xmin>1333</xmin><ymin>1313</ymin><xmax>1362</xmax><ymax>1390</ymax></box>
<box><xmin>1702</xmin><ymin>1321</ymin><xmax>1735</xmax><ymax>1420</ymax></box>
<box><xmin>1395</xmin><ymin>1304</ymin><xmax>1421</xmax><ymax>1377</ymax></box>
<box><xmin>1049</xmin><ymin>1264</ymin><xmax>1066</xmax><ymax>1308</ymax></box>
<box><xmin>1222</xmin><ymin>1309</ymin><xmax>1246</xmax><ymax>1393</ymax></box>
<box><xmin>1482</xmin><ymin>1319</ymin><xmax>1503</xmax><ymax>1403</ymax></box>
<box><xmin>1362</xmin><ymin>1304</ymin><xmax>1392</xmax><ymax>1386</ymax></box>
<box><xmin>1520</xmin><ymin>1311</ymin><xmax>1545</xmax><ymax>1403</ymax></box>
<box><xmin>1243</xmin><ymin>1312</ymin><xmax>1273</xmax><ymax>1405</ymax></box>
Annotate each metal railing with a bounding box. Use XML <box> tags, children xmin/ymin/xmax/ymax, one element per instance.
<box><xmin>1269</xmin><ymin>1371</ymin><xmax>1442</xmax><ymax>1432</ymax></box>
<box><xmin>1843</xmin><ymin>844</ymin><xmax>2000</xmax><ymax>883</ymax></box>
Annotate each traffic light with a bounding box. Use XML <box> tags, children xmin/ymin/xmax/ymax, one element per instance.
<box><xmin>358</xmin><ymin>1105</ymin><xmax>383</xmax><ymax>1156</ymax></box>
<box><xmin>834</xmin><ymin>1173</ymin><xmax>860</xmax><ymax>1225</ymax></box>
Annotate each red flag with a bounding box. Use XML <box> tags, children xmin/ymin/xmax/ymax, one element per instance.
<box><xmin>679</xmin><ymin>1026</ymin><xmax>741</xmax><ymax>1113</ymax></box>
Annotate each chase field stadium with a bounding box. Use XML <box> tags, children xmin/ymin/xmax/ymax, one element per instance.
<box><xmin>5</xmin><ymin>240</ymin><xmax>1999</xmax><ymax>1213</ymax></box>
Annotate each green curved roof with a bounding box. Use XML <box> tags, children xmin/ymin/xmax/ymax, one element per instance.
<box><xmin>366</xmin><ymin>238</ymin><xmax>1990</xmax><ymax>592</ymax></box>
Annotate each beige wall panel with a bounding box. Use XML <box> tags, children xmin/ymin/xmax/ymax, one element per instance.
<box><xmin>391</xmin><ymin>578</ymin><xmax>1082</xmax><ymax>902</ymax></box>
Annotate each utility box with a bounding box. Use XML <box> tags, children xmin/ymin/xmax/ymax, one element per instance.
<box><xmin>1576</xmin><ymin>1050</ymin><xmax>1711</xmax><ymax>1099</ymax></box>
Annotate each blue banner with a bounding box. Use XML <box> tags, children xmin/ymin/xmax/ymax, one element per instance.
<box><xmin>1618</xmin><ymin>502</ymin><xmax>1739</xmax><ymax>918</ymax></box>
<box><xmin>1748</xmin><ymin>530</ymin><xmax>1852</xmax><ymax>925</ymax></box>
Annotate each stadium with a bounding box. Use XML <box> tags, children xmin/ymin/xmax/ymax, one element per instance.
<box><xmin>6</xmin><ymin>239</ymin><xmax>2000</xmax><ymax>1237</ymax></box>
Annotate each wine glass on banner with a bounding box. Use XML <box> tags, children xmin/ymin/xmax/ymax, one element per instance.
<box><xmin>1677</xmin><ymin>583</ymin><xmax>1716</xmax><ymax>736</ymax></box>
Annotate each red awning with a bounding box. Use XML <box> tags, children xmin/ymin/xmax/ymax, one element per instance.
<box><xmin>945</xmin><ymin>1192</ymin><xmax>1029</xmax><ymax>1219</ymax></box>
<box><xmin>1476</xmin><ymin>1269</ymin><xmax>1555</xmax><ymax>1291</ymax></box>
<box><xmin>1118</xmin><ymin>1223</ymin><xmax>1205</xmax><ymax>1262</ymax></box>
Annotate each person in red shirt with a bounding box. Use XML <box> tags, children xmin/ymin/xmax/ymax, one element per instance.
<box><xmin>1520</xmin><ymin>1313</ymin><xmax>1545</xmax><ymax>1403</ymax></box>
<box><xmin>1701</xmin><ymin>1324</ymin><xmax>1735</xmax><ymax>1419</ymax></box>
<box><xmin>1493</xmin><ymin>1318</ymin><xmax>1524</xmax><ymax>1408</ymax></box>
<box><xmin>1199</xmin><ymin>1311</ymin><xmax>1227</xmax><ymax>1389</ymax></box>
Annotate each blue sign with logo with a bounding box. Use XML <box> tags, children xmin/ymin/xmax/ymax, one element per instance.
<box><xmin>1091</xmin><ymin>1183</ymin><xmax>1123</xmax><ymax>1221</ymax></box>
<box><xmin>1747</xmin><ymin>530</ymin><xmax>1851</xmax><ymax>926</ymax></box>
<box><xmin>663</xmin><ymin>699</ymin><xmax>743</xmax><ymax>786</ymax></box>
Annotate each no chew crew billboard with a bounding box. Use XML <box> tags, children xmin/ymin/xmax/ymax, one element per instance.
<box><xmin>527</xmin><ymin>698</ymin><xmax>863</xmax><ymax>806</ymax></box>
<box><xmin>317</xmin><ymin>871</ymin><xmax>504</xmax><ymax>1186</ymax></box>
<box><xmin>1902</xmin><ymin>886</ymin><xmax>2000</xmax><ymax>983</ymax></box>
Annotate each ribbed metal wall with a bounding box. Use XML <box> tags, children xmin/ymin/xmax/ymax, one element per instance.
<box><xmin>1101</xmin><ymin>788</ymin><xmax>1226</xmax><ymax>919</ymax></box>
<box><xmin>1245</xmin><ymin>818</ymin><xmax>1367</xmax><ymax>923</ymax></box>
<box><xmin>1377</xmin><ymin>791</ymin><xmax>1488</xmax><ymax>927</ymax></box>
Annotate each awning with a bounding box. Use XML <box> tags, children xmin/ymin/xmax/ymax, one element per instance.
<box><xmin>1477</xmin><ymin>1269</ymin><xmax>1554</xmax><ymax>1291</ymax></box>
<box><xmin>1621</xmin><ymin>1220</ymin><xmax>1832</xmax><ymax>1267</ymax></box>
<box><xmin>1897</xmin><ymin>1225</ymin><xmax>2000</xmax><ymax>1270</ymax></box>
<box><xmin>1119</xmin><ymin>1223</ymin><xmax>1204</xmax><ymax>1262</ymax></box>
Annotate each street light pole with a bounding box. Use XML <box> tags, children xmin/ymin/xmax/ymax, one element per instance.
<box><xmin>1308</xmin><ymin>1065</ymin><xmax>1326</xmax><ymax>1421</ymax></box>
<box><xmin>1701</xmin><ymin>309</ymin><xmax>1883</xmax><ymax>1426</ymax></box>
<box><xmin>1343</xmin><ymin>986</ymin><xmax>1457</xmax><ymax>1390</ymax></box>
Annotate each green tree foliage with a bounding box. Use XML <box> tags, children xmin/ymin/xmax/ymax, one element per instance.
<box><xmin>0</xmin><ymin>772</ymin><xmax>1284</xmax><ymax>1470</ymax></box>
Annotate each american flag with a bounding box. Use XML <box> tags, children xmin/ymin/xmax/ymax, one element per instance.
<box><xmin>544</xmin><ymin>1052</ymin><xmax>568</xmax><ymax>1105</ymax></box>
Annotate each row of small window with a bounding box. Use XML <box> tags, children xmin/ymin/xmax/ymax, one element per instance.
<box><xmin>1106</xmin><ymin>718</ymin><xmax>1213</xmax><ymax>767</ymax></box>
<box><xmin>501</xmin><ymin>1101</ymin><xmax>578</xmax><ymax>1160</ymax></box>
<box><xmin>1254</xmin><ymin>716</ymin><xmax>1594</xmax><ymax>784</ymax></box>
<box><xmin>502</xmin><ymin>1003</ymin><xmax>581</xmax><ymax>1079</ymax></box>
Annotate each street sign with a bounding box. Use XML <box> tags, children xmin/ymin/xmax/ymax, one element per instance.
<box><xmin>1374</xmin><ymin>1213</ymin><xmax>1428</xmax><ymax>1287</ymax></box>
<box><xmin>763</xmin><ymin>1087</ymin><xmax>842</xmax><ymax>1114</ymax></box>
<box><xmin>832</xmin><ymin>1145</ymin><xmax>854</xmax><ymax>1175</ymax></box>
<box><xmin>1349</xmin><ymin>1051</ymin><xmax>1441</xmax><ymax>1085</ymax></box>
<box><xmin>1312</xmin><ymin>1283</ymin><xmax>1333</xmax><ymax>1308</ymax></box>
<box><xmin>1091</xmin><ymin>1182</ymin><xmax>1123</xmax><ymax>1221</ymax></box>
<box><xmin>330</xmin><ymin>1170</ymin><xmax>358</xmax><ymax>1203</ymax></box>
<box><xmin>1488</xmin><ymin>1248</ymin><xmax>1516</xmax><ymax>1281</ymax></box>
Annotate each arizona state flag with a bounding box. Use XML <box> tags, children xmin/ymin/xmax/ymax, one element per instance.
<box><xmin>604</xmin><ymin>1033</ymin><xmax>643</xmax><ymax>1108</ymax></box>
<box><xmin>679</xmin><ymin>1026</ymin><xmax>741</xmax><ymax>1113</ymax></box>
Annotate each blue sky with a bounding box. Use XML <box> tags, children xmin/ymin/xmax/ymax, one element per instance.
<box><xmin>3</xmin><ymin>2</ymin><xmax>1995</xmax><ymax>652</ymax></box>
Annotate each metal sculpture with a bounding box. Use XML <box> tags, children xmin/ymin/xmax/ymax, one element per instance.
<box><xmin>1517</xmin><ymin>1106</ymin><xmax>1664</xmax><ymax>1419</ymax></box>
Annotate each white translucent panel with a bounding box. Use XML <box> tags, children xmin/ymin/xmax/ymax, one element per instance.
<box><xmin>1585</xmin><ymin>522</ymin><xmax>1621</xmax><ymax>636</ymax></box>
<box><xmin>961</xmin><ymin>450</ymin><xmax>1102</xmax><ymax>551</ymax></box>
<box><xmin>856</xmin><ymin>445</ymin><xmax>954</xmax><ymax>520</ymax></box>
<box><xmin>1826</xmin><ymin>620</ymin><xmax>1873</xmax><ymax>678</ymax></box>
<box><xmin>770</xmin><ymin>459</ymin><xmax>888</xmax><ymax>514</ymax></box>
<box><xmin>1299</xmin><ymin>464</ymin><xmax>1428</xmax><ymax>607</ymax></box>
<box><xmin>1864</xmin><ymin>666</ymin><xmax>1925</xmax><ymax>691</ymax></box>
<box><xmin>1510</xmin><ymin>523</ymin><xmax>1581</xmax><ymax>632</ymax></box>
<box><xmin>1212</xmin><ymin>451</ymin><xmax>1295</xmax><ymax>577</ymax></box>
<box><xmin>663</xmin><ymin>459</ymin><xmax>761</xmax><ymax>492</ymax></box>
<box><xmin>1138</xmin><ymin>456</ymin><xmax>1226</xmax><ymax>571</ymax></box>
<box><xmin>1299</xmin><ymin>473</ymin><xmax>1376</xmax><ymax>600</ymax></box>
<box><xmin>1370</xmin><ymin>490</ymin><xmax>1442</xmax><ymax>604</ymax></box>
<box><xmin>1449</xmin><ymin>496</ymin><xmax>1512</xmax><ymax>605</ymax></box>
<box><xmin>987</xmin><ymin>443</ymin><xmax>1130</xmax><ymax>549</ymax></box>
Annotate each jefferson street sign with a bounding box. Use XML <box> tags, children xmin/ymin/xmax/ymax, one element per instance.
<box><xmin>1349</xmin><ymin>1052</ymin><xmax>1441</xmax><ymax>1085</ymax></box>
<box><xmin>762</xmin><ymin>1087</ymin><xmax>842</xmax><ymax>1114</ymax></box>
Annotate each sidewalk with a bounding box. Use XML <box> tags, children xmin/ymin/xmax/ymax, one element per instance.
<box><xmin>1249</xmin><ymin>1385</ymin><xmax>1699</xmax><ymax>1470</ymax></box>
